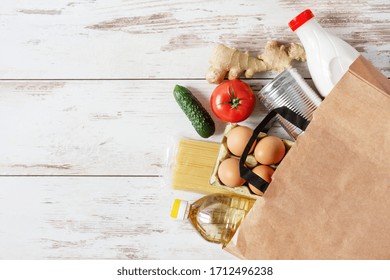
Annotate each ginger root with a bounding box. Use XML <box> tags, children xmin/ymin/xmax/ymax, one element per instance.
<box><xmin>206</xmin><ymin>40</ymin><xmax>306</xmax><ymax>84</ymax></box>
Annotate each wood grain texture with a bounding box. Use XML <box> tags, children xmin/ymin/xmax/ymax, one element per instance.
<box><xmin>0</xmin><ymin>0</ymin><xmax>388</xmax><ymax>260</ymax></box>
<box><xmin>0</xmin><ymin>79</ymin><xmax>291</xmax><ymax>176</ymax></box>
<box><xmin>0</xmin><ymin>177</ymin><xmax>234</xmax><ymax>259</ymax></box>
<box><xmin>0</xmin><ymin>0</ymin><xmax>388</xmax><ymax>79</ymax></box>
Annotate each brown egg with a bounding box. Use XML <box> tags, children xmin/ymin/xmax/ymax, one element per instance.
<box><xmin>226</xmin><ymin>126</ymin><xmax>256</xmax><ymax>156</ymax></box>
<box><xmin>249</xmin><ymin>165</ymin><xmax>275</xmax><ymax>195</ymax></box>
<box><xmin>217</xmin><ymin>157</ymin><xmax>245</xmax><ymax>187</ymax></box>
<box><xmin>254</xmin><ymin>136</ymin><xmax>286</xmax><ymax>165</ymax></box>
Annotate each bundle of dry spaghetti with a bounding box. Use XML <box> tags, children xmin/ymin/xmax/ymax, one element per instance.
<box><xmin>171</xmin><ymin>138</ymin><xmax>230</xmax><ymax>194</ymax></box>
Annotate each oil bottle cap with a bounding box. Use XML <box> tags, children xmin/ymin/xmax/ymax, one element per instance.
<box><xmin>289</xmin><ymin>9</ymin><xmax>314</xmax><ymax>32</ymax></box>
<box><xmin>170</xmin><ymin>199</ymin><xmax>188</xmax><ymax>220</ymax></box>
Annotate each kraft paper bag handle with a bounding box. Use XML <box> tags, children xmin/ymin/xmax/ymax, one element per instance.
<box><xmin>239</xmin><ymin>106</ymin><xmax>310</xmax><ymax>194</ymax></box>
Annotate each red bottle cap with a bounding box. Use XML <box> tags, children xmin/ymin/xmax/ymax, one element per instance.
<box><xmin>289</xmin><ymin>9</ymin><xmax>314</xmax><ymax>31</ymax></box>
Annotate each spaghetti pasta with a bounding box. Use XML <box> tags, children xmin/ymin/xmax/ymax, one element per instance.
<box><xmin>171</xmin><ymin>139</ymin><xmax>231</xmax><ymax>194</ymax></box>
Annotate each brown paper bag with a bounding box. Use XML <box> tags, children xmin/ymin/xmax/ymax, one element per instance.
<box><xmin>225</xmin><ymin>56</ymin><xmax>390</xmax><ymax>259</ymax></box>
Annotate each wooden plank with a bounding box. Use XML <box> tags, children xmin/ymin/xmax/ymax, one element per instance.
<box><xmin>0</xmin><ymin>176</ymin><xmax>235</xmax><ymax>259</ymax></box>
<box><xmin>0</xmin><ymin>0</ymin><xmax>388</xmax><ymax>79</ymax></box>
<box><xmin>0</xmin><ymin>79</ymin><xmax>294</xmax><ymax>175</ymax></box>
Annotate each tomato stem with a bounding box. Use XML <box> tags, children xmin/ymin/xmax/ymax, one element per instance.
<box><xmin>220</xmin><ymin>86</ymin><xmax>241</xmax><ymax>110</ymax></box>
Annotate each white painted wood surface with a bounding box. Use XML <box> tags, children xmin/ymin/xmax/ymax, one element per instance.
<box><xmin>0</xmin><ymin>177</ymin><xmax>233</xmax><ymax>259</ymax></box>
<box><xmin>0</xmin><ymin>0</ymin><xmax>388</xmax><ymax>259</ymax></box>
<box><xmin>0</xmin><ymin>80</ymin><xmax>271</xmax><ymax>176</ymax></box>
<box><xmin>0</xmin><ymin>0</ymin><xmax>388</xmax><ymax>79</ymax></box>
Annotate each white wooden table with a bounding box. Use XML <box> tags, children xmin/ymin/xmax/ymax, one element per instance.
<box><xmin>0</xmin><ymin>1</ymin><xmax>388</xmax><ymax>259</ymax></box>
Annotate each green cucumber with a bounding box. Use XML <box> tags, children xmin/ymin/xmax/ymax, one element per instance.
<box><xmin>173</xmin><ymin>85</ymin><xmax>215</xmax><ymax>138</ymax></box>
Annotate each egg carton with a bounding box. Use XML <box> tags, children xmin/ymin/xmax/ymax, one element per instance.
<box><xmin>209</xmin><ymin>123</ymin><xmax>294</xmax><ymax>199</ymax></box>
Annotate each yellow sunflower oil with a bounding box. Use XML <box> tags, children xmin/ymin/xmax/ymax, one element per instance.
<box><xmin>171</xmin><ymin>193</ymin><xmax>255</xmax><ymax>247</ymax></box>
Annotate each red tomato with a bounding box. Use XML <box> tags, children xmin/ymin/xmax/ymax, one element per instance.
<box><xmin>210</xmin><ymin>80</ymin><xmax>256</xmax><ymax>123</ymax></box>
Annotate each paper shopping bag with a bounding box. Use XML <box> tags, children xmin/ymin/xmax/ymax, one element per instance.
<box><xmin>225</xmin><ymin>56</ymin><xmax>390</xmax><ymax>259</ymax></box>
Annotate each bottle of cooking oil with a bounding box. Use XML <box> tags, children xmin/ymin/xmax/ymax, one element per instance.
<box><xmin>170</xmin><ymin>193</ymin><xmax>255</xmax><ymax>247</ymax></box>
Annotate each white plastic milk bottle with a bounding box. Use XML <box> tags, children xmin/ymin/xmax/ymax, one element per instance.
<box><xmin>289</xmin><ymin>9</ymin><xmax>360</xmax><ymax>97</ymax></box>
